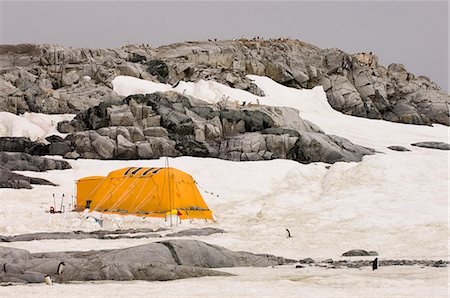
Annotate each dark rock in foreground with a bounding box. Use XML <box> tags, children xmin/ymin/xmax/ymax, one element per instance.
<box><xmin>0</xmin><ymin>240</ymin><xmax>295</xmax><ymax>284</ymax></box>
<box><xmin>342</xmin><ymin>249</ymin><xmax>378</xmax><ymax>257</ymax></box>
<box><xmin>411</xmin><ymin>142</ymin><xmax>450</xmax><ymax>150</ymax></box>
<box><xmin>387</xmin><ymin>146</ymin><xmax>411</xmax><ymax>152</ymax></box>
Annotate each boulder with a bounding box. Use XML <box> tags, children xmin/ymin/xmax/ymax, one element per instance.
<box><xmin>91</xmin><ymin>135</ymin><xmax>115</xmax><ymax>159</ymax></box>
<box><xmin>387</xmin><ymin>146</ymin><xmax>411</xmax><ymax>152</ymax></box>
<box><xmin>48</xmin><ymin>142</ymin><xmax>72</xmax><ymax>156</ymax></box>
<box><xmin>341</xmin><ymin>249</ymin><xmax>379</xmax><ymax>257</ymax></box>
<box><xmin>0</xmin><ymin>240</ymin><xmax>295</xmax><ymax>283</ymax></box>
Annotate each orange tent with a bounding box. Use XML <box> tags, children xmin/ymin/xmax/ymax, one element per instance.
<box><xmin>76</xmin><ymin>167</ymin><xmax>213</xmax><ymax>220</ymax></box>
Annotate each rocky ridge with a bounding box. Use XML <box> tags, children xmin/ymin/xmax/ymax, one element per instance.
<box><xmin>0</xmin><ymin>40</ymin><xmax>448</xmax><ymax>126</ymax></box>
<box><xmin>56</xmin><ymin>91</ymin><xmax>374</xmax><ymax>163</ymax></box>
<box><xmin>0</xmin><ymin>240</ymin><xmax>295</xmax><ymax>284</ymax></box>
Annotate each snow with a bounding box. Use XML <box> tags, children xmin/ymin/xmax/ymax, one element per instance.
<box><xmin>0</xmin><ymin>266</ymin><xmax>447</xmax><ymax>297</ymax></box>
<box><xmin>111</xmin><ymin>76</ymin><xmax>171</xmax><ymax>97</ymax></box>
<box><xmin>0</xmin><ymin>112</ymin><xmax>75</xmax><ymax>141</ymax></box>
<box><xmin>0</xmin><ymin>76</ymin><xmax>448</xmax><ymax>296</ymax></box>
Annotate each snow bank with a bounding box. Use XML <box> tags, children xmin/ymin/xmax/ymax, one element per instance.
<box><xmin>0</xmin><ymin>112</ymin><xmax>75</xmax><ymax>141</ymax></box>
<box><xmin>111</xmin><ymin>76</ymin><xmax>171</xmax><ymax>96</ymax></box>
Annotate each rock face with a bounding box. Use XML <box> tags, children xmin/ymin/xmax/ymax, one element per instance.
<box><xmin>0</xmin><ymin>41</ymin><xmax>448</xmax><ymax>126</ymax></box>
<box><xmin>57</xmin><ymin>91</ymin><xmax>373</xmax><ymax>164</ymax></box>
<box><xmin>0</xmin><ymin>240</ymin><xmax>295</xmax><ymax>284</ymax></box>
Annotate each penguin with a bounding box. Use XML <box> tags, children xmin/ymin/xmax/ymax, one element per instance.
<box><xmin>44</xmin><ymin>275</ymin><xmax>53</xmax><ymax>286</ymax></box>
<box><xmin>56</xmin><ymin>261</ymin><xmax>65</xmax><ymax>275</ymax></box>
<box><xmin>286</xmin><ymin>228</ymin><xmax>292</xmax><ymax>238</ymax></box>
<box><xmin>2</xmin><ymin>262</ymin><xmax>6</xmax><ymax>273</ymax></box>
<box><xmin>372</xmin><ymin>257</ymin><xmax>378</xmax><ymax>270</ymax></box>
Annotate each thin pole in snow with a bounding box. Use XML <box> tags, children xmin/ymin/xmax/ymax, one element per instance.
<box><xmin>60</xmin><ymin>194</ymin><xmax>65</xmax><ymax>213</ymax></box>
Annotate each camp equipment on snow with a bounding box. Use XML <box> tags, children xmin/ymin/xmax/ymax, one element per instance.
<box><xmin>75</xmin><ymin>167</ymin><xmax>213</xmax><ymax>220</ymax></box>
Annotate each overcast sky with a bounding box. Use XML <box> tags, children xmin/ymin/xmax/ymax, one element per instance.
<box><xmin>0</xmin><ymin>1</ymin><xmax>448</xmax><ymax>90</ymax></box>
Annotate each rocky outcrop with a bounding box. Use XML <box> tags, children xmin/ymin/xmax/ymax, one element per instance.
<box><xmin>296</xmin><ymin>258</ymin><xmax>448</xmax><ymax>269</ymax></box>
<box><xmin>57</xmin><ymin>91</ymin><xmax>373</xmax><ymax>164</ymax></box>
<box><xmin>0</xmin><ymin>240</ymin><xmax>295</xmax><ymax>284</ymax></box>
<box><xmin>0</xmin><ymin>152</ymin><xmax>71</xmax><ymax>171</ymax></box>
<box><xmin>0</xmin><ymin>152</ymin><xmax>70</xmax><ymax>189</ymax></box>
<box><xmin>0</xmin><ymin>41</ymin><xmax>447</xmax><ymax>125</ymax></box>
<box><xmin>387</xmin><ymin>146</ymin><xmax>411</xmax><ymax>152</ymax></box>
<box><xmin>411</xmin><ymin>141</ymin><xmax>450</xmax><ymax>150</ymax></box>
<box><xmin>0</xmin><ymin>228</ymin><xmax>223</xmax><ymax>242</ymax></box>
<box><xmin>166</xmin><ymin>228</ymin><xmax>225</xmax><ymax>237</ymax></box>
<box><xmin>0</xmin><ymin>166</ymin><xmax>56</xmax><ymax>189</ymax></box>
<box><xmin>0</xmin><ymin>228</ymin><xmax>161</xmax><ymax>242</ymax></box>
<box><xmin>341</xmin><ymin>249</ymin><xmax>378</xmax><ymax>257</ymax></box>
<box><xmin>0</xmin><ymin>136</ymin><xmax>73</xmax><ymax>156</ymax></box>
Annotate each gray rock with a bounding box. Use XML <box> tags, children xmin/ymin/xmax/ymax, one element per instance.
<box><xmin>0</xmin><ymin>166</ymin><xmax>57</xmax><ymax>189</ymax></box>
<box><xmin>0</xmin><ymin>41</ymin><xmax>447</xmax><ymax>125</ymax></box>
<box><xmin>65</xmin><ymin>91</ymin><xmax>373</xmax><ymax>164</ymax></box>
<box><xmin>116</xmin><ymin>62</ymin><xmax>142</xmax><ymax>78</ymax></box>
<box><xmin>61</xmin><ymin>70</ymin><xmax>79</xmax><ymax>86</ymax></box>
<box><xmin>411</xmin><ymin>142</ymin><xmax>450</xmax><ymax>150</ymax></box>
<box><xmin>0</xmin><ymin>152</ymin><xmax>71</xmax><ymax>171</ymax></box>
<box><xmin>0</xmin><ymin>228</ymin><xmax>161</xmax><ymax>242</ymax></box>
<box><xmin>0</xmin><ymin>240</ymin><xmax>295</xmax><ymax>284</ymax></box>
<box><xmin>91</xmin><ymin>135</ymin><xmax>115</xmax><ymax>159</ymax></box>
<box><xmin>342</xmin><ymin>249</ymin><xmax>378</xmax><ymax>257</ymax></box>
<box><xmin>116</xmin><ymin>134</ymin><xmax>137</xmax><ymax>159</ymax></box>
<box><xmin>299</xmin><ymin>258</ymin><xmax>315</xmax><ymax>264</ymax></box>
<box><xmin>387</xmin><ymin>146</ymin><xmax>411</xmax><ymax>152</ymax></box>
<box><xmin>48</xmin><ymin>142</ymin><xmax>72</xmax><ymax>156</ymax></box>
<box><xmin>64</xmin><ymin>151</ymin><xmax>80</xmax><ymax>159</ymax></box>
<box><xmin>166</xmin><ymin>228</ymin><xmax>225</xmax><ymax>237</ymax></box>
<box><xmin>143</xmin><ymin>127</ymin><xmax>169</xmax><ymax>137</ymax></box>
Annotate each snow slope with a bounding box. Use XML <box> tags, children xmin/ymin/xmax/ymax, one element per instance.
<box><xmin>0</xmin><ymin>112</ymin><xmax>75</xmax><ymax>141</ymax></box>
<box><xmin>1</xmin><ymin>76</ymin><xmax>448</xmax><ymax>296</ymax></box>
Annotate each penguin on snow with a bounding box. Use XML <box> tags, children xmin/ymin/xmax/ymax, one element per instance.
<box><xmin>44</xmin><ymin>275</ymin><xmax>53</xmax><ymax>286</ymax></box>
<box><xmin>372</xmin><ymin>257</ymin><xmax>379</xmax><ymax>270</ymax></box>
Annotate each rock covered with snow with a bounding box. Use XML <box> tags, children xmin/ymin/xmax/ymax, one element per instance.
<box><xmin>57</xmin><ymin>91</ymin><xmax>373</xmax><ymax>163</ymax></box>
<box><xmin>0</xmin><ymin>41</ymin><xmax>447</xmax><ymax>126</ymax></box>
